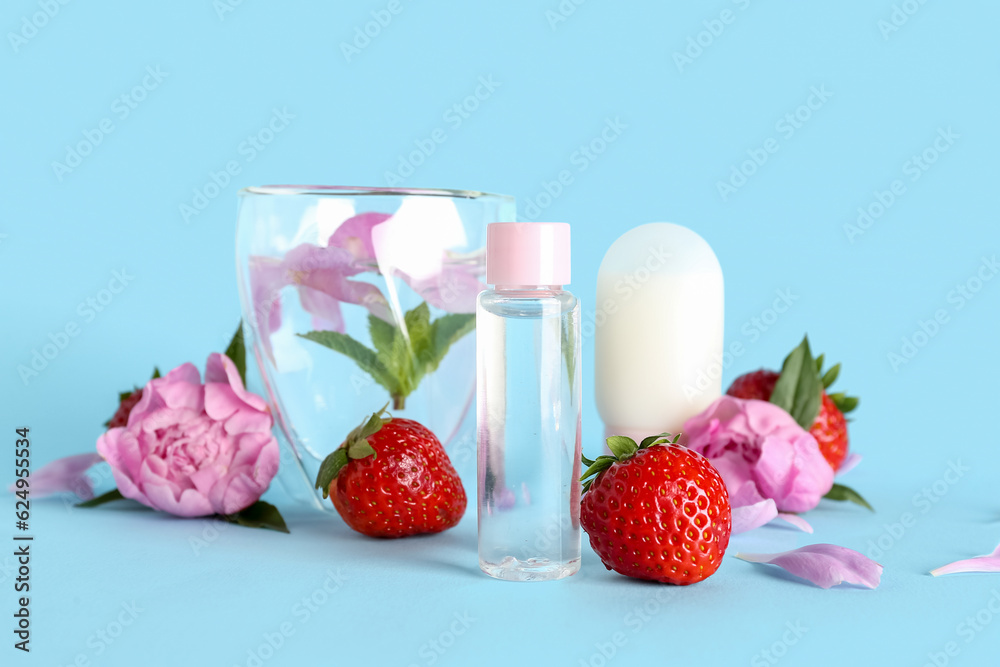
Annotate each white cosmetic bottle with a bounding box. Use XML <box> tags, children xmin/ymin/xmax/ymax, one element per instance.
<box><xmin>595</xmin><ymin>223</ymin><xmax>724</xmax><ymax>441</ymax></box>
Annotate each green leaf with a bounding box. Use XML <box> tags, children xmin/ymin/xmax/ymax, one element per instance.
<box><xmin>347</xmin><ymin>439</ymin><xmax>376</xmax><ymax>460</ymax></box>
<box><xmin>368</xmin><ymin>314</ymin><xmax>412</xmax><ymax>400</ymax></box>
<box><xmin>298</xmin><ymin>331</ymin><xmax>397</xmax><ymax>396</ymax></box>
<box><xmin>770</xmin><ymin>336</ymin><xmax>823</xmax><ymax>430</ymax></box>
<box><xmin>824</xmin><ymin>483</ymin><xmax>874</xmax><ymax>511</ymax></box>
<box><xmin>368</xmin><ymin>314</ymin><xmax>398</xmax><ymax>358</ymax></box>
<box><xmin>429</xmin><ymin>313</ymin><xmax>476</xmax><ymax>373</ymax></box>
<box><xmin>839</xmin><ymin>396</ymin><xmax>859</xmax><ymax>413</ymax></box>
<box><xmin>77</xmin><ymin>489</ymin><xmax>125</xmax><ymax>508</ymax></box>
<box><xmin>304</xmin><ymin>303</ymin><xmax>475</xmax><ymax>411</ymax></box>
<box><xmin>829</xmin><ymin>392</ymin><xmax>859</xmax><ymax>414</ymax></box>
<box><xmin>225</xmin><ymin>320</ymin><xmax>247</xmax><ymax>386</ymax></box>
<box><xmin>821</xmin><ymin>363</ymin><xmax>841</xmax><ymax>390</ymax></box>
<box><xmin>404</xmin><ymin>302</ymin><xmax>434</xmax><ymax>365</ymax></box>
<box><xmin>814</xmin><ymin>354</ymin><xmax>825</xmax><ymax>374</ymax></box>
<box><xmin>606</xmin><ymin>436</ymin><xmax>639</xmax><ymax>460</ymax></box>
<box><xmin>638</xmin><ymin>432</ymin><xmax>673</xmax><ymax>449</ymax></box>
<box><xmin>581</xmin><ymin>454</ymin><xmax>596</xmax><ymax>467</ymax></box>
<box><xmin>356</xmin><ymin>409</ymin><xmax>388</xmax><ymax>441</ymax></box>
<box><xmin>314</xmin><ymin>449</ymin><xmax>349</xmax><ymax>499</ymax></box>
<box><xmin>579</xmin><ymin>455</ymin><xmax>615</xmax><ymax>479</ymax></box>
<box><xmin>151</xmin><ymin>367</ymin><xmax>161</xmax><ymax>379</ymax></box>
<box><xmin>579</xmin><ymin>455</ymin><xmax>617</xmax><ymax>492</ymax></box>
<box><xmin>221</xmin><ymin>501</ymin><xmax>289</xmax><ymax>533</ymax></box>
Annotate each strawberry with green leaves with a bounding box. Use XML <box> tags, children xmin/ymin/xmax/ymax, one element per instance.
<box><xmin>727</xmin><ymin>336</ymin><xmax>858</xmax><ymax>470</ymax></box>
<box><xmin>727</xmin><ymin>336</ymin><xmax>870</xmax><ymax>510</ymax></box>
<box><xmin>580</xmin><ymin>433</ymin><xmax>732</xmax><ymax>585</ymax></box>
<box><xmin>315</xmin><ymin>406</ymin><xmax>467</xmax><ymax>538</ymax></box>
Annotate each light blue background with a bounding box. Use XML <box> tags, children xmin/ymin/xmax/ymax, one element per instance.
<box><xmin>2</xmin><ymin>1</ymin><xmax>999</xmax><ymax>665</ymax></box>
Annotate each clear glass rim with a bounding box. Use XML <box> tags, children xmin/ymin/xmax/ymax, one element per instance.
<box><xmin>239</xmin><ymin>184</ymin><xmax>513</xmax><ymax>201</ymax></box>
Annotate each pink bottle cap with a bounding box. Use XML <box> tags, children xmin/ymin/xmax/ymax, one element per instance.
<box><xmin>486</xmin><ymin>222</ymin><xmax>571</xmax><ymax>286</ymax></box>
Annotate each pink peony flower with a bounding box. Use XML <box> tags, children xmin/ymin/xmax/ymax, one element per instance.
<box><xmin>683</xmin><ymin>396</ymin><xmax>834</xmax><ymax>513</ymax></box>
<box><xmin>96</xmin><ymin>353</ymin><xmax>280</xmax><ymax>517</ymax></box>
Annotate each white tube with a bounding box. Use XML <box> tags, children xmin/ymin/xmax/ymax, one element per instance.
<box><xmin>595</xmin><ymin>223</ymin><xmax>724</xmax><ymax>441</ymax></box>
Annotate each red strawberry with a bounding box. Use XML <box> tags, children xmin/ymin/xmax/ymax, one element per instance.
<box><xmin>315</xmin><ymin>406</ymin><xmax>467</xmax><ymax>538</ymax></box>
<box><xmin>580</xmin><ymin>434</ymin><xmax>731</xmax><ymax>585</ymax></box>
<box><xmin>105</xmin><ymin>368</ymin><xmax>161</xmax><ymax>429</ymax></box>
<box><xmin>106</xmin><ymin>389</ymin><xmax>143</xmax><ymax>429</ymax></box>
<box><xmin>811</xmin><ymin>392</ymin><xmax>849</xmax><ymax>470</ymax></box>
<box><xmin>726</xmin><ymin>341</ymin><xmax>858</xmax><ymax>471</ymax></box>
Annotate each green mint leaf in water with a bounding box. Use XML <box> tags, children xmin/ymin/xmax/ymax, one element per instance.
<box><xmin>404</xmin><ymin>302</ymin><xmax>434</xmax><ymax>366</ymax></box>
<box><xmin>300</xmin><ymin>303</ymin><xmax>476</xmax><ymax>411</ymax></box>
<box><xmin>297</xmin><ymin>330</ymin><xmax>398</xmax><ymax>397</ymax></box>
<box><xmin>429</xmin><ymin>313</ymin><xmax>476</xmax><ymax>371</ymax></box>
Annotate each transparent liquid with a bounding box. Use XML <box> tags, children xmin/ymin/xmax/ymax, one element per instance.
<box><xmin>476</xmin><ymin>287</ymin><xmax>582</xmax><ymax>582</ymax></box>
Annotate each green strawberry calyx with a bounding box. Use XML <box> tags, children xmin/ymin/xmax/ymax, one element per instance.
<box><xmin>580</xmin><ymin>432</ymin><xmax>680</xmax><ymax>493</ymax></box>
<box><xmin>314</xmin><ymin>404</ymin><xmax>390</xmax><ymax>499</ymax></box>
<box><xmin>814</xmin><ymin>352</ymin><xmax>860</xmax><ymax>416</ymax></box>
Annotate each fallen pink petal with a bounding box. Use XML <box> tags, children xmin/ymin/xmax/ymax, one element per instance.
<box><xmin>14</xmin><ymin>452</ymin><xmax>104</xmax><ymax>500</ymax></box>
<box><xmin>931</xmin><ymin>542</ymin><xmax>1000</xmax><ymax>576</ymax></box>
<box><xmin>775</xmin><ymin>513</ymin><xmax>814</xmax><ymax>534</ymax></box>
<box><xmin>732</xmin><ymin>498</ymin><xmax>778</xmax><ymax>534</ymax></box>
<box><xmin>735</xmin><ymin>544</ymin><xmax>882</xmax><ymax>589</ymax></box>
<box><xmin>837</xmin><ymin>452</ymin><xmax>863</xmax><ymax>476</ymax></box>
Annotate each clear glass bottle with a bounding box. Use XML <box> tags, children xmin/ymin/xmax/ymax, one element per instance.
<box><xmin>477</xmin><ymin>222</ymin><xmax>582</xmax><ymax>582</ymax></box>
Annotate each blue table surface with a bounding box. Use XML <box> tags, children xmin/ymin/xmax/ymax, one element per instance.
<box><xmin>6</xmin><ymin>441</ymin><xmax>1000</xmax><ymax>667</ymax></box>
<box><xmin>3</xmin><ymin>1</ymin><xmax>1000</xmax><ymax>665</ymax></box>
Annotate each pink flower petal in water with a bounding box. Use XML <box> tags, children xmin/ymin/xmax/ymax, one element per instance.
<box><xmin>837</xmin><ymin>452</ymin><xmax>863</xmax><ymax>476</ymax></box>
<box><xmin>297</xmin><ymin>286</ymin><xmax>345</xmax><ymax>333</ymax></box>
<box><xmin>776</xmin><ymin>513</ymin><xmax>814</xmax><ymax>534</ymax></box>
<box><xmin>284</xmin><ymin>243</ymin><xmax>392</xmax><ymax>322</ymax></box>
<box><xmin>12</xmin><ymin>452</ymin><xmax>104</xmax><ymax>500</ymax></box>
<box><xmin>497</xmin><ymin>487</ymin><xmax>516</xmax><ymax>510</ymax></box>
<box><xmin>327</xmin><ymin>212</ymin><xmax>392</xmax><ymax>263</ymax></box>
<box><xmin>736</xmin><ymin>544</ymin><xmax>882</xmax><ymax>589</ymax></box>
<box><xmin>247</xmin><ymin>240</ymin><xmax>395</xmax><ymax>361</ymax></box>
<box><xmin>248</xmin><ymin>256</ymin><xmax>286</xmax><ymax>335</ymax></box>
<box><xmin>931</xmin><ymin>542</ymin><xmax>1000</xmax><ymax>576</ymax></box>
<box><xmin>400</xmin><ymin>264</ymin><xmax>484</xmax><ymax>314</ymax></box>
